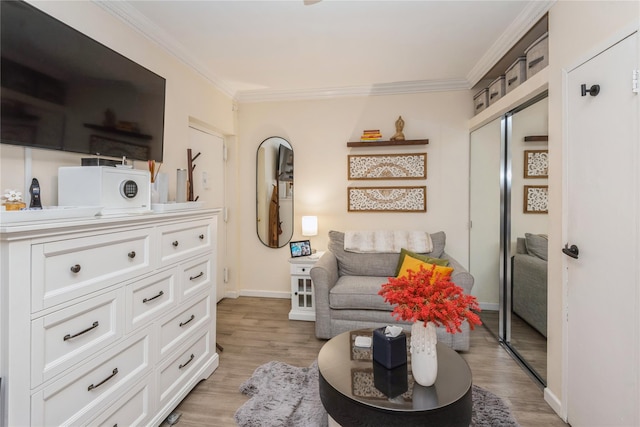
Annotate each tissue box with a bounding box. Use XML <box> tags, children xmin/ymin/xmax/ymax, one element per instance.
<box><xmin>373</xmin><ymin>361</ymin><xmax>408</xmax><ymax>398</ymax></box>
<box><xmin>372</xmin><ymin>327</ymin><xmax>407</xmax><ymax>369</ymax></box>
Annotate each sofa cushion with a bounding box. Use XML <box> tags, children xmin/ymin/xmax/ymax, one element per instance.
<box><xmin>329</xmin><ymin>230</ymin><xmax>446</xmax><ymax>277</ymax></box>
<box><xmin>330</xmin><ymin>276</ymin><xmax>392</xmax><ymax>311</ymax></box>
<box><xmin>396</xmin><ymin>255</ymin><xmax>454</xmax><ymax>282</ymax></box>
<box><xmin>394</xmin><ymin>248</ymin><xmax>449</xmax><ymax>276</ymax></box>
<box><xmin>525</xmin><ymin>233</ymin><xmax>548</xmax><ymax>261</ymax></box>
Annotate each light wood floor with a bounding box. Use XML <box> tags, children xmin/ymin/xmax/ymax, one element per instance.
<box><xmin>166</xmin><ymin>297</ymin><xmax>567</xmax><ymax>427</ymax></box>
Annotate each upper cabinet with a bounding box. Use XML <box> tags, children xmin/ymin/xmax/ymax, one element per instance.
<box><xmin>470</xmin><ymin>14</ymin><xmax>549</xmax><ymax>131</ymax></box>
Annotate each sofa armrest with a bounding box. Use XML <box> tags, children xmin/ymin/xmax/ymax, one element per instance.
<box><xmin>310</xmin><ymin>251</ymin><xmax>339</xmax><ymax>339</ymax></box>
<box><xmin>441</xmin><ymin>253</ymin><xmax>474</xmax><ymax>295</ymax></box>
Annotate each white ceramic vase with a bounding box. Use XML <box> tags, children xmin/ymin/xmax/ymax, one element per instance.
<box><xmin>410</xmin><ymin>321</ymin><xmax>438</xmax><ymax>387</ymax></box>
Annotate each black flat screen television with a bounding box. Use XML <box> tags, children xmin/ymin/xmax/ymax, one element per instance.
<box><xmin>0</xmin><ymin>0</ymin><xmax>165</xmax><ymax>162</ymax></box>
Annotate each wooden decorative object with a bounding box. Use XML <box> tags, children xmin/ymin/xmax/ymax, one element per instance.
<box><xmin>524</xmin><ymin>185</ymin><xmax>548</xmax><ymax>213</ymax></box>
<box><xmin>524</xmin><ymin>150</ymin><xmax>548</xmax><ymax>178</ymax></box>
<box><xmin>348</xmin><ymin>186</ymin><xmax>426</xmax><ymax>212</ymax></box>
<box><xmin>348</xmin><ymin>153</ymin><xmax>427</xmax><ymax>180</ymax></box>
<box><xmin>187</xmin><ymin>148</ymin><xmax>201</xmax><ymax>202</ymax></box>
<box><xmin>346</xmin><ymin>139</ymin><xmax>428</xmax><ymax>147</ymax></box>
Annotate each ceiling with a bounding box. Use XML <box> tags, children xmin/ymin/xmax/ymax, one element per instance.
<box><xmin>98</xmin><ymin>0</ymin><xmax>552</xmax><ymax>102</ymax></box>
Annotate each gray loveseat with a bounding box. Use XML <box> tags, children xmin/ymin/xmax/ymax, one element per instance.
<box><xmin>310</xmin><ymin>230</ymin><xmax>475</xmax><ymax>351</ymax></box>
<box><xmin>512</xmin><ymin>233</ymin><xmax>548</xmax><ymax>337</ymax></box>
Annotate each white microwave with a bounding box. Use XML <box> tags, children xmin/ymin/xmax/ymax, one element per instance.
<box><xmin>58</xmin><ymin>166</ymin><xmax>151</xmax><ymax>215</ymax></box>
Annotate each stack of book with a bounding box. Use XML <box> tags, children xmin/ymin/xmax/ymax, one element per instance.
<box><xmin>360</xmin><ymin>129</ymin><xmax>382</xmax><ymax>142</ymax></box>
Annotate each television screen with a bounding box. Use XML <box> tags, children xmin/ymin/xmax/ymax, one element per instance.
<box><xmin>0</xmin><ymin>0</ymin><xmax>165</xmax><ymax>162</ymax></box>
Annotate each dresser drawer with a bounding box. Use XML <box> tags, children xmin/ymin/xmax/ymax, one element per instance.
<box><xmin>32</xmin><ymin>228</ymin><xmax>152</xmax><ymax>311</ymax></box>
<box><xmin>31</xmin><ymin>289</ymin><xmax>123</xmax><ymax>388</ymax></box>
<box><xmin>87</xmin><ymin>374</ymin><xmax>153</xmax><ymax>427</ymax></box>
<box><xmin>181</xmin><ymin>255</ymin><xmax>212</xmax><ymax>301</ymax></box>
<box><xmin>31</xmin><ymin>330</ymin><xmax>152</xmax><ymax>427</ymax></box>
<box><xmin>158</xmin><ymin>328</ymin><xmax>212</xmax><ymax>409</ymax></box>
<box><xmin>159</xmin><ymin>295</ymin><xmax>211</xmax><ymax>359</ymax></box>
<box><xmin>125</xmin><ymin>268</ymin><xmax>177</xmax><ymax>333</ymax></box>
<box><xmin>159</xmin><ymin>219</ymin><xmax>212</xmax><ymax>265</ymax></box>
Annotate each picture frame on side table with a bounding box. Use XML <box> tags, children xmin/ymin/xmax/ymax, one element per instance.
<box><xmin>290</xmin><ymin>240</ymin><xmax>312</xmax><ymax>257</ymax></box>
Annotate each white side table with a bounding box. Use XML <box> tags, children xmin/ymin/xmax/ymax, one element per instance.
<box><xmin>288</xmin><ymin>251</ymin><xmax>324</xmax><ymax>321</ymax></box>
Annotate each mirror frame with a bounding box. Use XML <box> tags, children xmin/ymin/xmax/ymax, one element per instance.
<box><xmin>256</xmin><ymin>136</ymin><xmax>294</xmax><ymax>248</ymax></box>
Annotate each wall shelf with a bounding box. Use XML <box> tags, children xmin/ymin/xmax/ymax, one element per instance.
<box><xmin>524</xmin><ymin>135</ymin><xmax>548</xmax><ymax>142</ymax></box>
<box><xmin>347</xmin><ymin>139</ymin><xmax>429</xmax><ymax>148</ymax></box>
<box><xmin>83</xmin><ymin>123</ymin><xmax>153</xmax><ymax>140</ymax></box>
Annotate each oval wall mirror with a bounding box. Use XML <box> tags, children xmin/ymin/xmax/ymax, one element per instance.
<box><xmin>256</xmin><ymin>136</ymin><xmax>294</xmax><ymax>248</ymax></box>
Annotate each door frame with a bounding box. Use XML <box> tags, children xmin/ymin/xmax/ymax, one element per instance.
<box><xmin>560</xmin><ymin>25</ymin><xmax>640</xmax><ymax>422</ymax></box>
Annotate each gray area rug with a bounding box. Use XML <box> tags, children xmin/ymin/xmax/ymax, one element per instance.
<box><xmin>234</xmin><ymin>361</ymin><xmax>520</xmax><ymax>427</ymax></box>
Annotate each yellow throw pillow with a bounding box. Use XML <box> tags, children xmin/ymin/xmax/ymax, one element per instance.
<box><xmin>396</xmin><ymin>255</ymin><xmax>454</xmax><ymax>283</ymax></box>
<box><xmin>394</xmin><ymin>248</ymin><xmax>450</xmax><ymax>276</ymax></box>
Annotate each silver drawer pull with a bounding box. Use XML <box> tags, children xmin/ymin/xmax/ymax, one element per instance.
<box><xmin>179</xmin><ymin>314</ymin><xmax>195</xmax><ymax>327</ymax></box>
<box><xmin>189</xmin><ymin>272</ymin><xmax>204</xmax><ymax>281</ymax></box>
<box><xmin>88</xmin><ymin>368</ymin><xmax>118</xmax><ymax>391</ymax></box>
<box><xmin>70</xmin><ymin>264</ymin><xmax>81</xmax><ymax>273</ymax></box>
<box><xmin>172</xmin><ymin>241</ymin><xmax>179</xmax><ymax>247</ymax></box>
<box><xmin>198</xmin><ymin>234</ymin><xmax>204</xmax><ymax>240</ymax></box>
<box><xmin>490</xmin><ymin>91</ymin><xmax>499</xmax><ymax>99</ymax></box>
<box><xmin>179</xmin><ymin>353</ymin><xmax>195</xmax><ymax>369</ymax></box>
<box><xmin>64</xmin><ymin>321</ymin><xmax>99</xmax><ymax>341</ymax></box>
<box><xmin>128</xmin><ymin>251</ymin><xmax>136</xmax><ymax>259</ymax></box>
<box><xmin>142</xmin><ymin>290</ymin><xmax>164</xmax><ymax>303</ymax></box>
<box><xmin>475</xmin><ymin>102</ymin><xmax>484</xmax><ymax>110</ymax></box>
<box><xmin>528</xmin><ymin>56</ymin><xmax>544</xmax><ymax>68</ymax></box>
<box><xmin>508</xmin><ymin>76</ymin><xmax>518</xmax><ymax>85</ymax></box>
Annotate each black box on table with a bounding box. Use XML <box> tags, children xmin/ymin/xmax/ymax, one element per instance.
<box><xmin>372</xmin><ymin>327</ymin><xmax>407</xmax><ymax>369</ymax></box>
<box><xmin>373</xmin><ymin>360</ymin><xmax>408</xmax><ymax>398</ymax></box>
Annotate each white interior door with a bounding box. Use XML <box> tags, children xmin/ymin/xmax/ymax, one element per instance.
<box><xmin>188</xmin><ymin>126</ymin><xmax>225</xmax><ymax>302</ymax></box>
<box><xmin>566</xmin><ymin>32</ymin><xmax>639</xmax><ymax>426</ymax></box>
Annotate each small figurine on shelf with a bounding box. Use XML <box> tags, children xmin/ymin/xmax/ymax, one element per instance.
<box><xmin>390</xmin><ymin>115</ymin><xmax>406</xmax><ymax>141</ymax></box>
<box><xmin>2</xmin><ymin>189</ymin><xmax>26</xmax><ymax>211</ymax></box>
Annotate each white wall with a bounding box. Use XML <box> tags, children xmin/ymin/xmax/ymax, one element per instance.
<box><xmin>236</xmin><ymin>91</ymin><xmax>473</xmax><ymax>297</ymax></box>
<box><xmin>546</xmin><ymin>0</ymin><xmax>639</xmax><ymax>417</ymax></box>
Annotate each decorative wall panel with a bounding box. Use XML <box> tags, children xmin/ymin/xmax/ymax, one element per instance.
<box><xmin>524</xmin><ymin>185</ymin><xmax>548</xmax><ymax>213</ymax></box>
<box><xmin>348</xmin><ymin>153</ymin><xmax>427</xmax><ymax>180</ymax></box>
<box><xmin>348</xmin><ymin>186</ymin><xmax>426</xmax><ymax>212</ymax></box>
<box><xmin>524</xmin><ymin>150</ymin><xmax>548</xmax><ymax>178</ymax></box>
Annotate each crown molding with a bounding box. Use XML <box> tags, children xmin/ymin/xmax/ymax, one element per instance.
<box><xmin>235</xmin><ymin>79</ymin><xmax>470</xmax><ymax>103</ymax></box>
<box><xmin>95</xmin><ymin>0</ymin><xmax>553</xmax><ymax>103</ymax></box>
<box><xmin>466</xmin><ymin>0</ymin><xmax>555</xmax><ymax>87</ymax></box>
<box><xmin>93</xmin><ymin>0</ymin><xmax>236</xmax><ymax>99</ymax></box>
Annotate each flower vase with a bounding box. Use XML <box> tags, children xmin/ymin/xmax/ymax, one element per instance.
<box><xmin>410</xmin><ymin>321</ymin><xmax>438</xmax><ymax>386</ymax></box>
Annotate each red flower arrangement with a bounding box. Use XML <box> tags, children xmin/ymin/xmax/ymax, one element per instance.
<box><xmin>378</xmin><ymin>264</ymin><xmax>482</xmax><ymax>334</ymax></box>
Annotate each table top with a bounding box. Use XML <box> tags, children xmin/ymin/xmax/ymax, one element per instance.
<box><xmin>317</xmin><ymin>329</ymin><xmax>472</xmax><ymax>413</ymax></box>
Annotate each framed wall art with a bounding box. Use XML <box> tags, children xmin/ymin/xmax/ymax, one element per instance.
<box><xmin>348</xmin><ymin>186</ymin><xmax>426</xmax><ymax>212</ymax></box>
<box><xmin>348</xmin><ymin>153</ymin><xmax>427</xmax><ymax>180</ymax></box>
<box><xmin>524</xmin><ymin>185</ymin><xmax>548</xmax><ymax>213</ymax></box>
<box><xmin>524</xmin><ymin>150</ymin><xmax>548</xmax><ymax>178</ymax></box>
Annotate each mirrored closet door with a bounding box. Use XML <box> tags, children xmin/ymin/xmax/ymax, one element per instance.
<box><xmin>470</xmin><ymin>94</ymin><xmax>548</xmax><ymax>385</ymax></box>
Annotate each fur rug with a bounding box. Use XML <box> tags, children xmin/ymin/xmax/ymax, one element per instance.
<box><xmin>234</xmin><ymin>361</ymin><xmax>520</xmax><ymax>427</ymax></box>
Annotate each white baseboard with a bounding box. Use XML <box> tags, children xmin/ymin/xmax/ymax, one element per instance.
<box><xmin>479</xmin><ymin>302</ymin><xmax>499</xmax><ymax>311</ymax></box>
<box><xmin>223</xmin><ymin>291</ymin><xmax>239</xmax><ymax>299</ymax></box>
<box><xmin>544</xmin><ymin>387</ymin><xmax>566</xmax><ymax>421</ymax></box>
<box><xmin>238</xmin><ymin>289</ymin><xmax>290</xmax><ymax>299</ymax></box>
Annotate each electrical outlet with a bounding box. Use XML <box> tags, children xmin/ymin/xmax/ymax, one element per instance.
<box><xmin>202</xmin><ymin>171</ymin><xmax>209</xmax><ymax>189</ymax></box>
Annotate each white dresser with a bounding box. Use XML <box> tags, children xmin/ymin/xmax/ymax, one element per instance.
<box><xmin>0</xmin><ymin>209</ymin><xmax>220</xmax><ymax>427</ymax></box>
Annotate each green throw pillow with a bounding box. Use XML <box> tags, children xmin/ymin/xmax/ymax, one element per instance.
<box><xmin>394</xmin><ymin>248</ymin><xmax>450</xmax><ymax>276</ymax></box>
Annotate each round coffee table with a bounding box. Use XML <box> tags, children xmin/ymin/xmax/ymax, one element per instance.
<box><xmin>317</xmin><ymin>329</ymin><xmax>472</xmax><ymax>426</ymax></box>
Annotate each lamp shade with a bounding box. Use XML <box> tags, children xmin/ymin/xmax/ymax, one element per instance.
<box><xmin>301</xmin><ymin>216</ymin><xmax>318</xmax><ymax>236</ymax></box>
